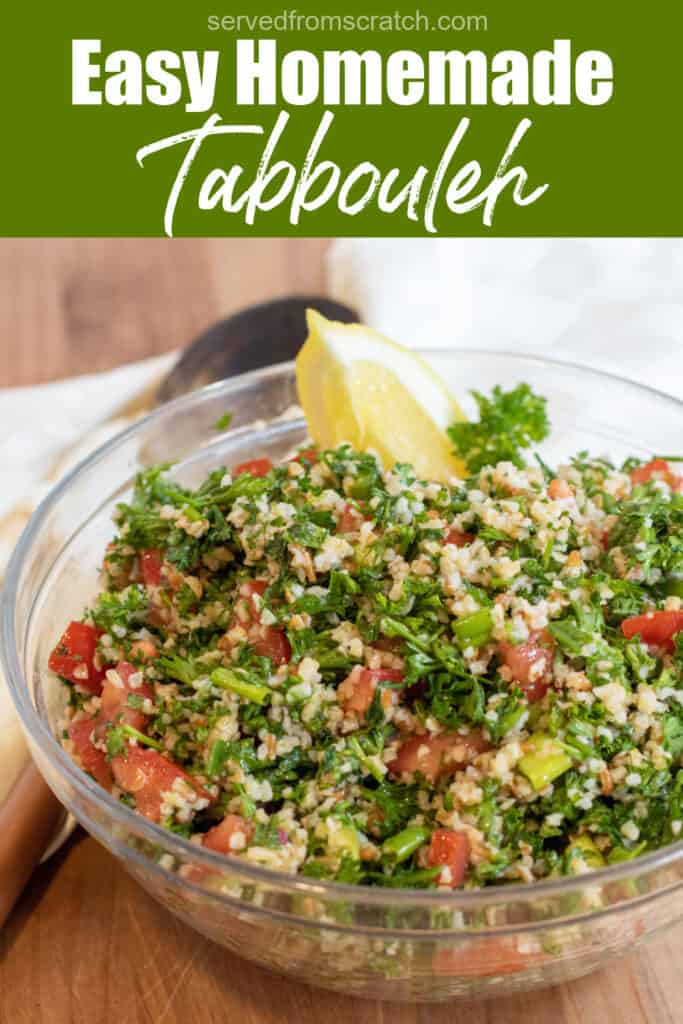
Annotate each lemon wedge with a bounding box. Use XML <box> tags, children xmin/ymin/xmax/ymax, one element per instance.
<box><xmin>295</xmin><ymin>310</ymin><xmax>467</xmax><ymax>482</ymax></box>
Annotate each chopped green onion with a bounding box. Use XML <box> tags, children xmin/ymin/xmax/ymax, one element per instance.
<box><xmin>327</xmin><ymin>821</ymin><xmax>361</xmax><ymax>860</ymax></box>
<box><xmin>496</xmin><ymin>702</ymin><xmax>525</xmax><ymax>738</ymax></box>
<box><xmin>608</xmin><ymin>841</ymin><xmax>647</xmax><ymax>864</ymax></box>
<box><xmin>210</xmin><ymin>668</ymin><xmax>271</xmax><ymax>705</ymax></box>
<box><xmin>452</xmin><ymin>609</ymin><xmax>493</xmax><ymax>648</ymax></box>
<box><xmin>381</xmin><ymin>867</ymin><xmax>442</xmax><ymax>887</ymax></box>
<box><xmin>348</xmin><ymin>737</ymin><xmax>385</xmax><ymax>782</ymax></box>
<box><xmin>542</xmin><ymin>537</ymin><xmax>555</xmax><ymax>568</ymax></box>
<box><xmin>566</xmin><ymin>835</ymin><xmax>605</xmax><ymax>873</ymax></box>
<box><xmin>518</xmin><ymin>734</ymin><xmax>572</xmax><ymax>791</ymax></box>
<box><xmin>213</xmin><ymin>411</ymin><xmax>233</xmax><ymax>431</ymax></box>
<box><xmin>349</xmin><ymin>471</ymin><xmax>375</xmax><ymax>500</ymax></box>
<box><xmin>235</xmin><ymin>782</ymin><xmax>257</xmax><ymax>820</ymax></box>
<box><xmin>158</xmin><ymin>654</ymin><xmax>202</xmax><ymax>686</ymax></box>
<box><xmin>382</xmin><ymin>825</ymin><xmax>431</xmax><ymax>863</ymax></box>
<box><xmin>206</xmin><ymin>738</ymin><xmax>231</xmax><ymax>777</ymax></box>
<box><xmin>122</xmin><ymin>724</ymin><xmax>164</xmax><ymax>751</ymax></box>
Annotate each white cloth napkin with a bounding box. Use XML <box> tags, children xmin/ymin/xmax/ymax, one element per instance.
<box><xmin>0</xmin><ymin>353</ymin><xmax>174</xmax><ymax>805</ymax></box>
<box><xmin>328</xmin><ymin>238</ymin><xmax>683</xmax><ymax>399</ymax></box>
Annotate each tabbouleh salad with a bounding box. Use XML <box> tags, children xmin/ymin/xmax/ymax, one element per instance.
<box><xmin>51</xmin><ymin>384</ymin><xmax>683</xmax><ymax>890</ymax></box>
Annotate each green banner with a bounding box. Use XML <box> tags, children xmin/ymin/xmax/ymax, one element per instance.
<box><xmin>3</xmin><ymin>1</ymin><xmax>681</xmax><ymax>235</ymax></box>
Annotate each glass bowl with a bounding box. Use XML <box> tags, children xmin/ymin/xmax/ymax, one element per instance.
<box><xmin>3</xmin><ymin>351</ymin><xmax>683</xmax><ymax>1002</ymax></box>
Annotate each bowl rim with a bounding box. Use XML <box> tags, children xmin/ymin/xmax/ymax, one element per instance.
<box><xmin>4</xmin><ymin>348</ymin><xmax>683</xmax><ymax>913</ymax></box>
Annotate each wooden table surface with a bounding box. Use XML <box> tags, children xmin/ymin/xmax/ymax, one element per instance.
<box><xmin>0</xmin><ymin>238</ymin><xmax>680</xmax><ymax>1024</ymax></box>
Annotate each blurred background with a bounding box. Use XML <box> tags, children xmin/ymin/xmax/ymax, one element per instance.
<box><xmin>4</xmin><ymin>237</ymin><xmax>683</xmax><ymax>391</ymax></box>
<box><xmin>0</xmin><ymin>239</ymin><xmax>329</xmax><ymax>387</ymax></box>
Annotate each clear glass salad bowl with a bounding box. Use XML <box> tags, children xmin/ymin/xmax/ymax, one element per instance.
<box><xmin>3</xmin><ymin>351</ymin><xmax>683</xmax><ymax>1002</ymax></box>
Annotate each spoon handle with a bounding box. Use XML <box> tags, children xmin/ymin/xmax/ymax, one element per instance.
<box><xmin>0</xmin><ymin>760</ymin><xmax>63</xmax><ymax>928</ymax></box>
<box><xmin>156</xmin><ymin>296</ymin><xmax>358</xmax><ymax>404</ymax></box>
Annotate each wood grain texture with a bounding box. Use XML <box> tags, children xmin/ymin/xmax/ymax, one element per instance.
<box><xmin>0</xmin><ymin>238</ymin><xmax>680</xmax><ymax>1024</ymax></box>
<box><xmin>0</xmin><ymin>238</ymin><xmax>329</xmax><ymax>387</ymax></box>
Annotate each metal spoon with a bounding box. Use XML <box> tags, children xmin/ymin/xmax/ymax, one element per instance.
<box><xmin>157</xmin><ymin>295</ymin><xmax>358</xmax><ymax>403</ymax></box>
<box><xmin>0</xmin><ymin>293</ymin><xmax>358</xmax><ymax>927</ymax></box>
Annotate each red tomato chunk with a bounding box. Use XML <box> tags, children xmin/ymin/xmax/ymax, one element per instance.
<box><xmin>338</xmin><ymin>503</ymin><xmax>367</xmax><ymax>534</ymax></box>
<box><xmin>99</xmin><ymin>661</ymin><xmax>154</xmax><ymax>733</ymax></box>
<box><xmin>226</xmin><ymin>579</ymin><xmax>291</xmax><ymax>666</ymax></box>
<box><xmin>548</xmin><ymin>478</ymin><xmax>574</xmax><ymax>500</ymax></box>
<box><xmin>48</xmin><ymin>622</ymin><xmax>106</xmax><ymax>695</ymax></box>
<box><xmin>499</xmin><ymin>630</ymin><xmax>554</xmax><ymax>703</ymax></box>
<box><xmin>202</xmin><ymin>814</ymin><xmax>254</xmax><ymax>855</ymax></box>
<box><xmin>233</xmin><ymin>458</ymin><xmax>273</xmax><ymax>478</ymax></box>
<box><xmin>253</xmin><ymin>627</ymin><xmax>291</xmax><ymax>666</ymax></box>
<box><xmin>67</xmin><ymin>718</ymin><xmax>112</xmax><ymax>790</ymax></box>
<box><xmin>290</xmin><ymin>447</ymin><xmax>317</xmax><ymax>466</ymax></box>
<box><xmin>338</xmin><ymin>666</ymin><xmax>404</xmax><ymax>715</ymax></box>
<box><xmin>630</xmin><ymin>458</ymin><xmax>683</xmax><ymax>492</ymax></box>
<box><xmin>434</xmin><ymin>937</ymin><xmax>547</xmax><ymax>978</ymax></box>
<box><xmin>427</xmin><ymin>829</ymin><xmax>470</xmax><ymax>888</ymax></box>
<box><xmin>445</xmin><ymin>529</ymin><xmax>475</xmax><ymax>547</ymax></box>
<box><xmin>140</xmin><ymin>548</ymin><xmax>163</xmax><ymax>587</ymax></box>
<box><xmin>111</xmin><ymin>747</ymin><xmax>211</xmax><ymax>823</ymax></box>
<box><xmin>390</xmin><ymin>730</ymin><xmax>490</xmax><ymax>783</ymax></box>
<box><xmin>622</xmin><ymin>610</ymin><xmax>683</xmax><ymax>654</ymax></box>
<box><xmin>129</xmin><ymin>638</ymin><xmax>158</xmax><ymax>661</ymax></box>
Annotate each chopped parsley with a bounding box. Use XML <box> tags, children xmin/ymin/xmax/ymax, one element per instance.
<box><xmin>53</xmin><ymin>421</ymin><xmax>683</xmax><ymax>891</ymax></box>
<box><xmin>213</xmin><ymin>411</ymin><xmax>233</xmax><ymax>431</ymax></box>
<box><xmin>448</xmin><ymin>383</ymin><xmax>550</xmax><ymax>474</ymax></box>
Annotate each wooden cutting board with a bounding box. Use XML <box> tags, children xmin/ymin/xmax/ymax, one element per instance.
<box><xmin>0</xmin><ymin>238</ymin><xmax>680</xmax><ymax>1024</ymax></box>
<box><xmin>1</xmin><ymin>832</ymin><xmax>681</xmax><ymax>1024</ymax></box>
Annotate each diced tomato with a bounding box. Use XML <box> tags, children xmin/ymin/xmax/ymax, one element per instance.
<box><xmin>253</xmin><ymin>628</ymin><xmax>291</xmax><ymax>665</ymax></box>
<box><xmin>365</xmin><ymin>667</ymin><xmax>405</xmax><ymax>686</ymax></box>
<box><xmin>434</xmin><ymin>937</ymin><xmax>548</xmax><ymax>978</ymax></box>
<box><xmin>227</xmin><ymin>580</ymin><xmax>291</xmax><ymax>666</ymax></box>
<box><xmin>499</xmin><ymin>630</ymin><xmax>554</xmax><ymax>703</ymax></box>
<box><xmin>244</xmin><ymin>580</ymin><xmax>291</xmax><ymax>664</ymax></box>
<box><xmin>48</xmin><ymin>621</ymin><xmax>106</xmax><ymax>695</ymax></box>
<box><xmin>227</xmin><ymin>579</ymin><xmax>268</xmax><ymax>633</ymax></box>
<box><xmin>600</xmin><ymin>528</ymin><xmax>611</xmax><ymax>552</ymax></box>
<box><xmin>621</xmin><ymin>610</ymin><xmax>683</xmax><ymax>654</ymax></box>
<box><xmin>445</xmin><ymin>529</ymin><xmax>475</xmax><ymax>548</ymax></box>
<box><xmin>111</xmin><ymin>747</ymin><xmax>211</xmax><ymax>823</ymax></box>
<box><xmin>630</xmin><ymin>458</ymin><xmax>683</xmax><ymax>492</ymax></box>
<box><xmin>240</xmin><ymin>579</ymin><xmax>267</xmax><ymax>610</ymax></box>
<box><xmin>338</xmin><ymin>503</ymin><xmax>366</xmax><ymax>534</ymax></box>
<box><xmin>338</xmin><ymin>666</ymin><xmax>404</xmax><ymax>716</ymax></box>
<box><xmin>427</xmin><ymin>829</ymin><xmax>470</xmax><ymax>888</ymax></box>
<box><xmin>67</xmin><ymin>717</ymin><xmax>112</xmax><ymax>790</ymax></box>
<box><xmin>202</xmin><ymin>814</ymin><xmax>255</xmax><ymax>855</ymax></box>
<box><xmin>99</xmin><ymin>661</ymin><xmax>154</xmax><ymax>732</ymax></box>
<box><xmin>630</xmin><ymin>459</ymin><xmax>667</xmax><ymax>485</ymax></box>
<box><xmin>364</xmin><ymin>666</ymin><xmax>403</xmax><ymax>685</ymax></box>
<box><xmin>140</xmin><ymin>549</ymin><xmax>163</xmax><ymax>587</ymax></box>
<box><xmin>290</xmin><ymin>447</ymin><xmax>317</xmax><ymax>466</ymax></box>
<box><xmin>233</xmin><ymin>458</ymin><xmax>273</xmax><ymax>478</ymax></box>
<box><xmin>548</xmin><ymin>478</ymin><xmax>574</xmax><ymax>500</ymax></box>
<box><xmin>129</xmin><ymin>639</ymin><xmax>158</xmax><ymax>661</ymax></box>
<box><xmin>390</xmin><ymin>730</ymin><xmax>490</xmax><ymax>783</ymax></box>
